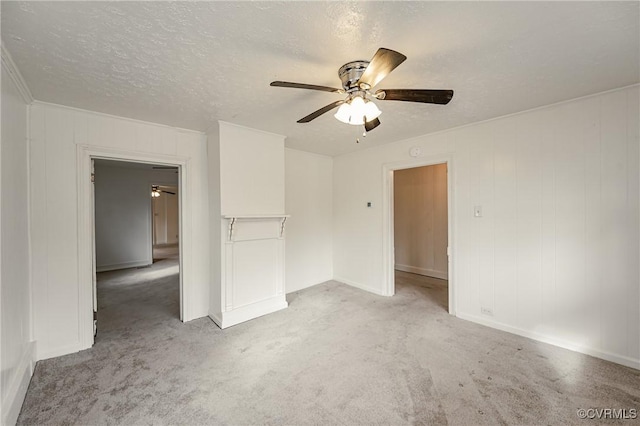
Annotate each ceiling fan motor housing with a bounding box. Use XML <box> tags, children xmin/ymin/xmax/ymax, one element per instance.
<box><xmin>338</xmin><ymin>60</ymin><xmax>370</xmax><ymax>92</ymax></box>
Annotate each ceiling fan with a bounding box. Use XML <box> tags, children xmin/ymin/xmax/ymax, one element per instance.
<box><xmin>151</xmin><ymin>185</ymin><xmax>176</xmax><ymax>198</ymax></box>
<box><xmin>271</xmin><ymin>48</ymin><xmax>454</xmax><ymax>133</ymax></box>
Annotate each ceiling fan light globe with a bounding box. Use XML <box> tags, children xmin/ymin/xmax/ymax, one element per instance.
<box><xmin>364</xmin><ymin>101</ymin><xmax>382</xmax><ymax>122</ymax></box>
<box><xmin>349</xmin><ymin>116</ymin><xmax>365</xmax><ymax>125</ymax></box>
<box><xmin>334</xmin><ymin>103</ymin><xmax>352</xmax><ymax>124</ymax></box>
<box><xmin>348</xmin><ymin>96</ymin><xmax>367</xmax><ymax>125</ymax></box>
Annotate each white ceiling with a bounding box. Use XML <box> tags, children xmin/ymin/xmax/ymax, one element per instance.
<box><xmin>2</xmin><ymin>1</ymin><xmax>638</xmax><ymax>157</ymax></box>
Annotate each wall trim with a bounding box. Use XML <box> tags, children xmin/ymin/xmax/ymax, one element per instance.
<box><xmin>210</xmin><ymin>295</ymin><xmax>288</xmax><ymax>329</ymax></box>
<box><xmin>96</xmin><ymin>260</ymin><xmax>151</xmax><ymax>273</ymax></box>
<box><xmin>219</xmin><ymin>120</ymin><xmax>286</xmax><ymax>140</ymax></box>
<box><xmin>284</xmin><ymin>147</ymin><xmax>333</xmax><ymax>161</ymax></box>
<box><xmin>1</xmin><ymin>342</ymin><xmax>35</xmax><ymax>426</ymax></box>
<box><xmin>1</xmin><ymin>44</ymin><xmax>34</xmax><ymax>104</ymax></box>
<box><xmin>31</xmin><ymin>100</ymin><xmax>204</xmax><ymax>135</ymax></box>
<box><xmin>37</xmin><ymin>341</ymin><xmax>83</xmax><ymax>361</ymax></box>
<box><xmin>336</xmin><ymin>83</ymin><xmax>640</xmax><ymax>161</ymax></box>
<box><xmin>395</xmin><ymin>264</ymin><xmax>448</xmax><ymax>280</ymax></box>
<box><xmin>334</xmin><ymin>276</ymin><xmax>387</xmax><ymax>297</ymax></box>
<box><xmin>457</xmin><ymin>313</ymin><xmax>640</xmax><ymax>371</ymax></box>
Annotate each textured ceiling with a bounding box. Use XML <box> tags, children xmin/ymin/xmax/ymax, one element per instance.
<box><xmin>2</xmin><ymin>1</ymin><xmax>639</xmax><ymax>156</ymax></box>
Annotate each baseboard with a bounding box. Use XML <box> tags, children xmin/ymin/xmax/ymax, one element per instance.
<box><xmin>153</xmin><ymin>242</ymin><xmax>178</xmax><ymax>247</ymax></box>
<box><xmin>2</xmin><ymin>342</ymin><xmax>36</xmax><ymax>426</ymax></box>
<box><xmin>36</xmin><ymin>341</ymin><xmax>84</xmax><ymax>361</ymax></box>
<box><xmin>457</xmin><ymin>312</ymin><xmax>640</xmax><ymax>370</ymax></box>
<box><xmin>285</xmin><ymin>276</ymin><xmax>334</xmax><ymax>294</ymax></box>
<box><xmin>209</xmin><ymin>295</ymin><xmax>288</xmax><ymax>329</ymax></box>
<box><xmin>395</xmin><ymin>264</ymin><xmax>448</xmax><ymax>280</ymax></box>
<box><xmin>334</xmin><ymin>276</ymin><xmax>388</xmax><ymax>296</ymax></box>
<box><xmin>96</xmin><ymin>259</ymin><xmax>151</xmax><ymax>273</ymax></box>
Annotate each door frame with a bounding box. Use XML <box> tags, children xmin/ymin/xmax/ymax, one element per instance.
<box><xmin>381</xmin><ymin>154</ymin><xmax>456</xmax><ymax>315</ymax></box>
<box><xmin>77</xmin><ymin>145</ymin><xmax>189</xmax><ymax>349</ymax></box>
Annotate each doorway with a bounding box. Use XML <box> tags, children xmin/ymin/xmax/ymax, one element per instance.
<box><xmin>382</xmin><ymin>156</ymin><xmax>454</xmax><ymax>314</ymax></box>
<box><xmin>92</xmin><ymin>159</ymin><xmax>181</xmax><ymax>339</ymax></box>
<box><xmin>393</xmin><ymin>164</ymin><xmax>449</xmax><ymax>310</ymax></box>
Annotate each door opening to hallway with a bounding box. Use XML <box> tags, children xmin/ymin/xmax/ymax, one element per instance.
<box><xmin>393</xmin><ymin>163</ymin><xmax>449</xmax><ymax>311</ymax></box>
<box><xmin>93</xmin><ymin>159</ymin><xmax>181</xmax><ymax>341</ymax></box>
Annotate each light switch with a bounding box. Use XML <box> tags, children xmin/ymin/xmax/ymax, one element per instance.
<box><xmin>367</xmin><ymin>202</ymin><xmax>372</xmax><ymax>208</ymax></box>
<box><xmin>474</xmin><ymin>205</ymin><xmax>482</xmax><ymax>217</ymax></box>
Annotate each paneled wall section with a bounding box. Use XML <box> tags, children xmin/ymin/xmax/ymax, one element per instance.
<box><xmin>29</xmin><ymin>102</ymin><xmax>210</xmax><ymax>360</ymax></box>
<box><xmin>333</xmin><ymin>85</ymin><xmax>640</xmax><ymax>368</ymax></box>
<box><xmin>1</xmin><ymin>58</ymin><xmax>33</xmax><ymax>426</ymax></box>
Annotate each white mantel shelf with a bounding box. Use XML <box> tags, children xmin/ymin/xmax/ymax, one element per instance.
<box><xmin>223</xmin><ymin>214</ymin><xmax>290</xmax><ymax>241</ymax></box>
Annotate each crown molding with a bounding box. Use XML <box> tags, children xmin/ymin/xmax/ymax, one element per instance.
<box><xmin>1</xmin><ymin>44</ymin><xmax>34</xmax><ymax>104</ymax></box>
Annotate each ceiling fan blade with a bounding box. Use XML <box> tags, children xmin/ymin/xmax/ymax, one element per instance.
<box><xmin>271</xmin><ymin>81</ymin><xmax>343</xmax><ymax>93</ymax></box>
<box><xmin>364</xmin><ymin>117</ymin><xmax>381</xmax><ymax>132</ymax></box>
<box><xmin>357</xmin><ymin>48</ymin><xmax>407</xmax><ymax>89</ymax></box>
<box><xmin>297</xmin><ymin>100</ymin><xmax>345</xmax><ymax>123</ymax></box>
<box><xmin>376</xmin><ymin>89</ymin><xmax>454</xmax><ymax>104</ymax></box>
<box><xmin>161</xmin><ymin>190</ymin><xmax>176</xmax><ymax>195</ymax></box>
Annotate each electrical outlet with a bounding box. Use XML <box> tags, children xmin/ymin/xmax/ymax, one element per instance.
<box><xmin>481</xmin><ymin>307</ymin><xmax>493</xmax><ymax>316</ymax></box>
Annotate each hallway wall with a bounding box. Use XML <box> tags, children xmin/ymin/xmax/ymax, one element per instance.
<box><xmin>94</xmin><ymin>162</ymin><xmax>178</xmax><ymax>272</ymax></box>
<box><xmin>394</xmin><ymin>164</ymin><xmax>448</xmax><ymax>279</ymax></box>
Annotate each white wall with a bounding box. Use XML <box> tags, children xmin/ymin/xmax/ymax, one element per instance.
<box><xmin>333</xmin><ymin>85</ymin><xmax>640</xmax><ymax>369</ymax></box>
<box><xmin>1</xmin><ymin>58</ymin><xmax>34</xmax><ymax>425</ymax></box>
<box><xmin>219</xmin><ymin>121</ymin><xmax>285</xmax><ymax>216</ymax></box>
<box><xmin>94</xmin><ymin>164</ymin><xmax>178</xmax><ymax>271</ymax></box>
<box><xmin>29</xmin><ymin>102</ymin><xmax>210</xmax><ymax>360</ymax></box>
<box><xmin>394</xmin><ymin>164</ymin><xmax>448</xmax><ymax>279</ymax></box>
<box><xmin>284</xmin><ymin>148</ymin><xmax>333</xmax><ymax>293</ymax></box>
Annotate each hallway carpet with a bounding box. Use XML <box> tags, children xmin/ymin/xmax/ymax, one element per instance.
<box><xmin>18</xmin><ymin>268</ymin><xmax>639</xmax><ymax>425</ymax></box>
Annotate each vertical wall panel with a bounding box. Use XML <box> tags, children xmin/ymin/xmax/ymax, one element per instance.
<box><xmin>452</xmin><ymin>136</ymin><xmax>473</xmax><ymax>314</ymax></box>
<box><xmin>540</xmin><ymin>109</ymin><xmax>558</xmax><ymax>338</ymax></box>
<box><xmin>475</xmin><ymin>124</ymin><xmax>495</xmax><ymax>316</ymax></box>
<box><xmin>553</xmin><ymin>102</ymin><xmax>587</xmax><ymax>344</ymax></box>
<box><xmin>515</xmin><ymin>111</ymin><xmax>544</xmax><ymax>332</ymax></box>
<box><xmin>582</xmin><ymin>98</ymin><xmax>603</xmax><ymax>348</ymax></box>
<box><xmin>626</xmin><ymin>87</ymin><xmax>640</xmax><ymax>360</ymax></box>
<box><xmin>600</xmin><ymin>91</ymin><xmax>629</xmax><ymax>357</ymax></box>
<box><xmin>28</xmin><ymin>105</ymin><xmax>49</xmax><ymax>351</ymax></box>
<box><xmin>492</xmin><ymin>120</ymin><xmax>518</xmax><ymax>324</ymax></box>
<box><xmin>44</xmin><ymin>106</ymin><xmax>79</xmax><ymax>347</ymax></box>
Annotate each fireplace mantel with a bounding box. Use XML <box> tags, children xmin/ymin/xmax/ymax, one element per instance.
<box><xmin>223</xmin><ymin>214</ymin><xmax>290</xmax><ymax>241</ymax></box>
<box><xmin>211</xmin><ymin>214</ymin><xmax>291</xmax><ymax>329</ymax></box>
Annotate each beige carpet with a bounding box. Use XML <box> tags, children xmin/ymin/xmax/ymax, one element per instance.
<box><xmin>17</xmin><ymin>264</ymin><xmax>640</xmax><ymax>425</ymax></box>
